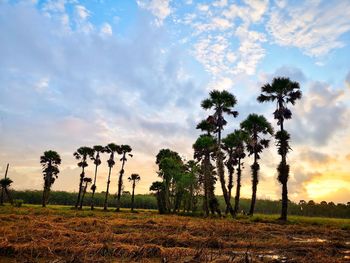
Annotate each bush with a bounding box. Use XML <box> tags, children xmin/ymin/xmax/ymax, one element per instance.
<box><xmin>12</xmin><ymin>199</ymin><xmax>23</xmax><ymax>207</ymax></box>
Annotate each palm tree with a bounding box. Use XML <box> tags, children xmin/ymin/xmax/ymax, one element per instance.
<box><xmin>40</xmin><ymin>150</ymin><xmax>61</xmax><ymax>207</ymax></box>
<box><xmin>73</xmin><ymin>146</ymin><xmax>94</xmax><ymax>209</ymax></box>
<box><xmin>222</xmin><ymin>130</ymin><xmax>248</xmax><ymax>215</ymax></box>
<box><xmin>0</xmin><ymin>178</ymin><xmax>13</xmax><ymax>204</ymax></box>
<box><xmin>103</xmin><ymin>143</ymin><xmax>120</xmax><ymax>211</ymax></box>
<box><xmin>90</xmin><ymin>145</ymin><xmax>105</xmax><ymax>210</ymax></box>
<box><xmin>0</xmin><ymin>163</ymin><xmax>9</xmax><ymax>205</ymax></box>
<box><xmin>80</xmin><ymin>177</ymin><xmax>92</xmax><ymax>209</ymax></box>
<box><xmin>257</xmin><ymin>77</ymin><xmax>302</xmax><ymax>220</ymax></box>
<box><xmin>116</xmin><ymin>145</ymin><xmax>133</xmax><ymax>212</ymax></box>
<box><xmin>128</xmin><ymin>173</ymin><xmax>141</xmax><ymax>212</ymax></box>
<box><xmin>193</xmin><ymin>134</ymin><xmax>220</xmax><ymax>216</ymax></box>
<box><xmin>201</xmin><ymin>90</ymin><xmax>238</xmax><ymax>217</ymax></box>
<box><xmin>241</xmin><ymin>114</ymin><xmax>273</xmax><ymax>216</ymax></box>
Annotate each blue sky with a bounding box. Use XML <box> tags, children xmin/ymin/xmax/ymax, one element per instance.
<box><xmin>0</xmin><ymin>0</ymin><xmax>350</xmax><ymax>203</ymax></box>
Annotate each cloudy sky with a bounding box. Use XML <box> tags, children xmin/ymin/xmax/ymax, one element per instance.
<box><xmin>1</xmin><ymin>0</ymin><xmax>350</xmax><ymax>204</ymax></box>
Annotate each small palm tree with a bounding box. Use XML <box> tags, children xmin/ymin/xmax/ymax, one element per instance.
<box><xmin>241</xmin><ymin>114</ymin><xmax>273</xmax><ymax>216</ymax></box>
<box><xmin>90</xmin><ymin>145</ymin><xmax>105</xmax><ymax>210</ymax></box>
<box><xmin>128</xmin><ymin>173</ymin><xmax>141</xmax><ymax>212</ymax></box>
<box><xmin>116</xmin><ymin>145</ymin><xmax>133</xmax><ymax>212</ymax></box>
<box><xmin>0</xmin><ymin>163</ymin><xmax>9</xmax><ymax>205</ymax></box>
<box><xmin>150</xmin><ymin>181</ymin><xmax>166</xmax><ymax>214</ymax></box>
<box><xmin>201</xmin><ymin>90</ymin><xmax>238</xmax><ymax>217</ymax></box>
<box><xmin>73</xmin><ymin>146</ymin><xmax>94</xmax><ymax>209</ymax></box>
<box><xmin>80</xmin><ymin>177</ymin><xmax>92</xmax><ymax>209</ymax></box>
<box><xmin>40</xmin><ymin>150</ymin><xmax>61</xmax><ymax>207</ymax></box>
<box><xmin>257</xmin><ymin>77</ymin><xmax>302</xmax><ymax>220</ymax></box>
<box><xmin>222</xmin><ymin>130</ymin><xmax>248</xmax><ymax>215</ymax></box>
<box><xmin>0</xmin><ymin>178</ymin><xmax>13</xmax><ymax>204</ymax></box>
<box><xmin>103</xmin><ymin>143</ymin><xmax>120</xmax><ymax>211</ymax></box>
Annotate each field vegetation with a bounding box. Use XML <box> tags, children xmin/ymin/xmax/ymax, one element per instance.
<box><xmin>0</xmin><ymin>205</ymin><xmax>349</xmax><ymax>262</ymax></box>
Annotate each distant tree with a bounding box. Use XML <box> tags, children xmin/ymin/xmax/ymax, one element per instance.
<box><xmin>299</xmin><ymin>200</ymin><xmax>306</xmax><ymax>205</ymax></box>
<box><xmin>40</xmin><ymin>150</ymin><xmax>61</xmax><ymax>207</ymax></box>
<box><xmin>241</xmin><ymin>114</ymin><xmax>273</xmax><ymax>216</ymax></box>
<box><xmin>258</xmin><ymin>77</ymin><xmax>302</xmax><ymax>221</ymax></box>
<box><xmin>183</xmin><ymin>160</ymin><xmax>201</xmax><ymax>213</ymax></box>
<box><xmin>320</xmin><ymin>201</ymin><xmax>327</xmax><ymax>206</ymax></box>
<box><xmin>193</xmin><ymin>134</ymin><xmax>220</xmax><ymax>216</ymax></box>
<box><xmin>80</xmin><ymin>177</ymin><xmax>92</xmax><ymax>209</ymax></box>
<box><xmin>116</xmin><ymin>145</ymin><xmax>133</xmax><ymax>212</ymax></box>
<box><xmin>201</xmin><ymin>90</ymin><xmax>238</xmax><ymax>217</ymax></box>
<box><xmin>90</xmin><ymin>145</ymin><xmax>105</xmax><ymax>210</ymax></box>
<box><xmin>223</xmin><ymin>129</ymin><xmax>248</xmax><ymax>216</ymax></box>
<box><xmin>308</xmin><ymin>200</ymin><xmax>315</xmax><ymax>206</ymax></box>
<box><xmin>150</xmin><ymin>181</ymin><xmax>166</xmax><ymax>214</ymax></box>
<box><xmin>0</xmin><ymin>163</ymin><xmax>9</xmax><ymax>205</ymax></box>
<box><xmin>103</xmin><ymin>143</ymin><xmax>120</xmax><ymax>211</ymax></box>
<box><xmin>0</xmin><ymin>178</ymin><xmax>13</xmax><ymax>204</ymax></box>
<box><xmin>73</xmin><ymin>146</ymin><xmax>94</xmax><ymax>209</ymax></box>
<box><xmin>128</xmin><ymin>173</ymin><xmax>140</xmax><ymax>212</ymax></box>
<box><xmin>122</xmin><ymin>191</ymin><xmax>131</xmax><ymax>195</ymax></box>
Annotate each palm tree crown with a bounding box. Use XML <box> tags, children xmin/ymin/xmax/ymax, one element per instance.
<box><xmin>128</xmin><ymin>173</ymin><xmax>141</xmax><ymax>182</ymax></box>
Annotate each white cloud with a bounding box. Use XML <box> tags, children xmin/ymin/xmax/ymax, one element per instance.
<box><xmin>137</xmin><ymin>0</ymin><xmax>172</xmax><ymax>26</ymax></box>
<box><xmin>100</xmin><ymin>23</ymin><xmax>112</xmax><ymax>36</ymax></box>
<box><xmin>75</xmin><ymin>4</ymin><xmax>89</xmax><ymax>20</ymax></box>
<box><xmin>267</xmin><ymin>1</ymin><xmax>350</xmax><ymax>57</ymax></box>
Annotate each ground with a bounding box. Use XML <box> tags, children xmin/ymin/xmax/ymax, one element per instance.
<box><xmin>0</xmin><ymin>205</ymin><xmax>349</xmax><ymax>262</ymax></box>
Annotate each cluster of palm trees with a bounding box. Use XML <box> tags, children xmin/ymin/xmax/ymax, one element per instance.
<box><xmin>38</xmin><ymin>144</ymin><xmax>141</xmax><ymax>211</ymax></box>
<box><xmin>193</xmin><ymin>77</ymin><xmax>301</xmax><ymax>220</ymax></box>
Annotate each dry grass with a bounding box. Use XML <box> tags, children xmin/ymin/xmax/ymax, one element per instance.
<box><xmin>0</xmin><ymin>206</ymin><xmax>349</xmax><ymax>262</ymax></box>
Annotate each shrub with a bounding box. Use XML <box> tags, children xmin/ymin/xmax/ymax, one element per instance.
<box><xmin>12</xmin><ymin>199</ymin><xmax>23</xmax><ymax>207</ymax></box>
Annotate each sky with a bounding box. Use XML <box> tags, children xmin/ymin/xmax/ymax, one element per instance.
<box><xmin>0</xmin><ymin>0</ymin><xmax>350</xmax><ymax>204</ymax></box>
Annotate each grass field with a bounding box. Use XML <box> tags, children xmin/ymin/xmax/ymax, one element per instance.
<box><xmin>0</xmin><ymin>205</ymin><xmax>349</xmax><ymax>262</ymax></box>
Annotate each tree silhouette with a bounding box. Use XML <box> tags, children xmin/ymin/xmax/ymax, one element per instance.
<box><xmin>257</xmin><ymin>77</ymin><xmax>302</xmax><ymax>220</ymax></box>
<box><xmin>128</xmin><ymin>173</ymin><xmax>140</xmax><ymax>212</ymax></box>
<box><xmin>40</xmin><ymin>150</ymin><xmax>61</xmax><ymax>207</ymax></box>
<box><xmin>80</xmin><ymin>177</ymin><xmax>92</xmax><ymax>209</ymax></box>
<box><xmin>201</xmin><ymin>90</ymin><xmax>238</xmax><ymax>217</ymax></box>
<box><xmin>150</xmin><ymin>181</ymin><xmax>166</xmax><ymax>214</ymax></box>
<box><xmin>0</xmin><ymin>164</ymin><xmax>9</xmax><ymax>205</ymax></box>
<box><xmin>241</xmin><ymin>114</ymin><xmax>273</xmax><ymax>216</ymax></box>
<box><xmin>116</xmin><ymin>145</ymin><xmax>133</xmax><ymax>212</ymax></box>
<box><xmin>0</xmin><ymin>178</ymin><xmax>13</xmax><ymax>205</ymax></box>
<box><xmin>222</xmin><ymin>129</ymin><xmax>248</xmax><ymax>216</ymax></box>
<box><xmin>90</xmin><ymin>145</ymin><xmax>105</xmax><ymax>210</ymax></box>
<box><xmin>73</xmin><ymin>146</ymin><xmax>94</xmax><ymax>209</ymax></box>
<box><xmin>103</xmin><ymin>143</ymin><xmax>120</xmax><ymax>211</ymax></box>
<box><xmin>193</xmin><ymin>134</ymin><xmax>220</xmax><ymax>216</ymax></box>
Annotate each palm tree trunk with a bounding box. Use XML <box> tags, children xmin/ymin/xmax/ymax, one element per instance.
<box><xmin>249</xmin><ymin>158</ymin><xmax>259</xmax><ymax>216</ymax></box>
<box><xmin>1</xmin><ymin>164</ymin><xmax>9</xmax><ymax>206</ymax></box>
<box><xmin>131</xmin><ymin>180</ymin><xmax>135</xmax><ymax>212</ymax></box>
<box><xmin>203</xmin><ymin>157</ymin><xmax>210</xmax><ymax>216</ymax></box>
<box><xmin>42</xmin><ymin>186</ymin><xmax>47</xmax><ymax>208</ymax></box>
<box><xmin>104</xmin><ymin>167</ymin><xmax>112</xmax><ymax>211</ymax></box>
<box><xmin>91</xmin><ymin>163</ymin><xmax>98</xmax><ymax>210</ymax></box>
<box><xmin>75</xmin><ymin>168</ymin><xmax>85</xmax><ymax>209</ymax></box>
<box><xmin>80</xmin><ymin>183</ymin><xmax>88</xmax><ymax>209</ymax></box>
<box><xmin>234</xmin><ymin>159</ymin><xmax>242</xmax><ymax>216</ymax></box>
<box><xmin>226</xmin><ymin>167</ymin><xmax>234</xmax><ymax>214</ymax></box>
<box><xmin>116</xmin><ymin>155</ymin><xmax>126</xmax><ymax>212</ymax></box>
<box><xmin>281</xmin><ymin>179</ymin><xmax>288</xmax><ymax>220</ymax></box>
<box><xmin>279</xmin><ymin>116</ymin><xmax>288</xmax><ymax>221</ymax></box>
<box><xmin>5</xmin><ymin>188</ymin><xmax>12</xmax><ymax>204</ymax></box>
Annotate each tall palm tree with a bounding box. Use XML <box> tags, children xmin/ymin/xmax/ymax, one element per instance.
<box><xmin>90</xmin><ymin>145</ymin><xmax>105</xmax><ymax>210</ymax></box>
<box><xmin>257</xmin><ymin>77</ymin><xmax>302</xmax><ymax>220</ymax></box>
<box><xmin>222</xmin><ymin>130</ymin><xmax>248</xmax><ymax>215</ymax></box>
<box><xmin>73</xmin><ymin>146</ymin><xmax>94</xmax><ymax>209</ymax></box>
<box><xmin>201</xmin><ymin>90</ymin><xmax>238</xmax><ymax>217</ymax></box>
<box><xmin>80</xmin><ymin>177</ymin><xmax>92</xmax><ymax>209</ymax></box>
<box><xmin>103</xmin><ymin>143</ymin><xmax>120</xmax><ymax>211</ymax></box>
<box><xmin>116</xmin><ymin>145</ymin><xmax>133</xmax><ymax>212</ymax></box>
<box><xmin>128</xmin><ymin>173</ymin><xmax>141</xmax><ymax>212</ymax></box>
<box><xmin>40</xmin><ymin>150</ymin><xmax>61</xmax><ymax>208</ymax></box>
<box><xmin>0</xmin><ymin>178</ymin><xmax>13</xmax><ymax>204</ymax></box>
<box><xmin>193</xmin><ymin>134</ymin><xmax>220</xmax><ymax>216</ymax></box>
<box><xmin>196</xmin><ymin>119</ymin><xmax>218</xmax><ymax>216</ymax></box>
<box><xmin>241</xmin><ymin>114</ymin><xmax>273</xmax><ymax>216</ymax></box>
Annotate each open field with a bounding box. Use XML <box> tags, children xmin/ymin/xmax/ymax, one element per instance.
<box><xmin>0</xmin><ymin>205</ymin><xmax>349</xmax><ymax>262</ymax></box>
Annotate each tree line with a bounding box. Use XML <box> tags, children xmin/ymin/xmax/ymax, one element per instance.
<box><xmin>149</xmin><ymin>77</ymin><xmax>303</xmax><ymax>220</ymax></box>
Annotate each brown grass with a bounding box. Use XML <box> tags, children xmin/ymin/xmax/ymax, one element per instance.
<box><xmin>0</xmin><ymin>206</ymin><xmax>349</xmax><ymax>262</ymax></box>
